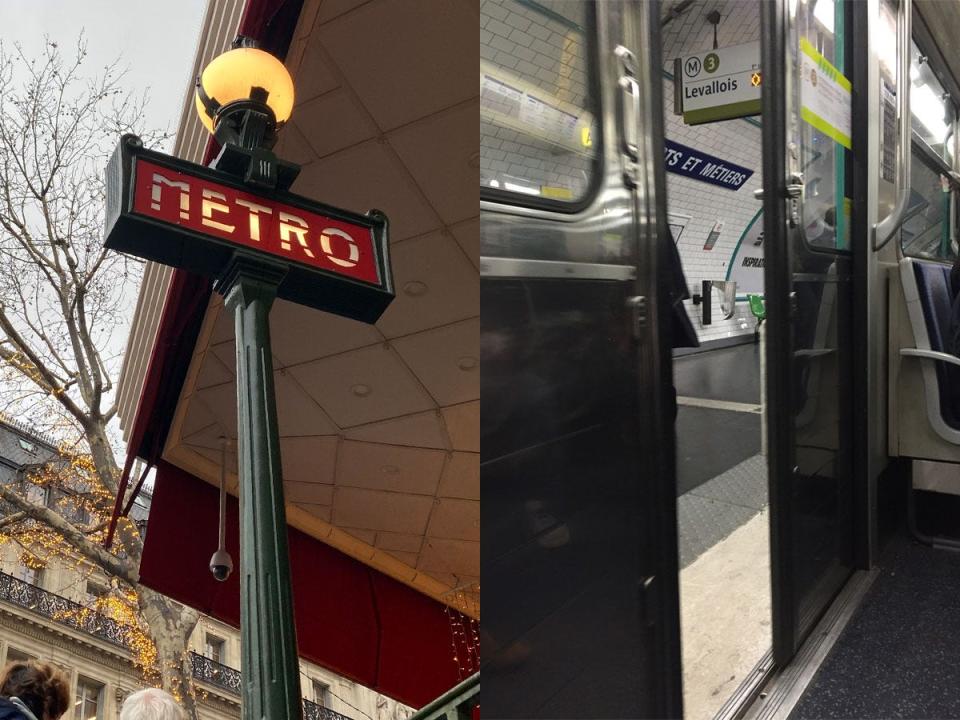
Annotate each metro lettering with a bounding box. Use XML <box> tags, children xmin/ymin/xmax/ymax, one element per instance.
<box><xmin>145</xmin><ymin>167</ymin><xmax>363</xmax><ymax>269</ymax></box>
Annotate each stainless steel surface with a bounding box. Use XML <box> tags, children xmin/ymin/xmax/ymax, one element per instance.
<box><xmin>874</xmin><ymin>0</ymin><xmax>912</xmax><ymax>250</ymax></box>
<box><xmin>481</xmin><ymin>1</ymin><xmax>679</xmax><ymax>716</ymax></box>
<box><xmin>742</xmin><ymin>570</ymin><xmax>879</xmax><ymax>720</ymax></box>
<box><xmin>479</xmin><ymin>257</ymin><xmax>636</xmax><ymax>280</ymax></box>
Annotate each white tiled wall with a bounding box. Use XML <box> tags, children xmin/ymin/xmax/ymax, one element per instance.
<box><xmin>662</xmin><ymin>0</ymin><xmax>764</xmax><ymax>343</ymax></box>
<box><xmin>480</xmin><ymin>0</ymin><xmax>764</xmax><ymax>343</ymax></box>
<box><xmin>479</xmin><ymin>0</ymin><xmax>593</xmax><ymax>195</ymax></box>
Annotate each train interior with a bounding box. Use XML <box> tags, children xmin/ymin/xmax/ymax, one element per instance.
<box><xmin>481</xmin><ymin>0</ymin><xmax>960</xmax><ymax>718</ymax></box>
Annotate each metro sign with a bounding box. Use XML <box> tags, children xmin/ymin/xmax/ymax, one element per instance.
<box><xmin>104</xmin><ymin>136</ymin><xmax>393</xmax><ymax>323</ymax></box>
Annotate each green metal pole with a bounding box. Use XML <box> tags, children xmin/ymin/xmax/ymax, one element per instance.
<box><xmin>216</xmin><ymin>253</ymin><xmax>301</xmax><ymax>720</ymax></box>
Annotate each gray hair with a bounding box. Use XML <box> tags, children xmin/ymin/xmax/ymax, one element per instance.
<box><xmin>119</xmin><ymin>688</ymin><xmax>185</xmax><ymax>720</ymax></box>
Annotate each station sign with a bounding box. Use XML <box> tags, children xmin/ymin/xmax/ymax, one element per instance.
<box><xmin>664</xmin><ymin>140</ymin><xmax>754</xmax><ymax>191</ymax></box>
<box><xmin>103</xmin><ymin>136</ymin><xmax>394</xmax><ymax>323</ymax></box>
<box><xmin>674</xmin><ymin>41</ymin><xmax>761</xmax><ymax>125</ymax></box>
<box><xmin>726</xmin><ymin>209</ymin><xmax>764</xmax><ymax>295</ymax></box>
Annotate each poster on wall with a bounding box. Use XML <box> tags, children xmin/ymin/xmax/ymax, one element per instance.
<box><xmin>726</xmin><ymin>209</ymin><xmax>764</xmax><ymax>295</ymax></box>
<box><xmin>799</xmin><ymin>37</ymin><xmax>852</xmax><ymax>149</ymax></box>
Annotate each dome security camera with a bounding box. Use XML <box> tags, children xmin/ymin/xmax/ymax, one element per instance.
<box><xmin>210</xmin><ymin>548</ymin><xmax>234</xmax><ymax>582</ymax></box>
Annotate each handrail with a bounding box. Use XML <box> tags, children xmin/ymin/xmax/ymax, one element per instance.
<box><xmin>408</xmin><ymin>674</ymin><xmax>479</xmax><ymax>720</ymax></box>
<box><xmin>875</xmin><ymin>0</ymin><xmax>913</xmax><ymax>251</ymax></box>
<box><xmin>900</xmin><ymin>347</ymin><xmax>960</xmax><ymax>368</ymax></box>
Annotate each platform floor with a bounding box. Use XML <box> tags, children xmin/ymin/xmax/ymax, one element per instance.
<box><xmin>673</xmin><ymin>341</ymin><xmax>771</xmax><ymax>720</ymax></box>
<box><xmin>790</xmin><ymin>537</ymin><xmax>960</xmax><ymax>720</ymax></box>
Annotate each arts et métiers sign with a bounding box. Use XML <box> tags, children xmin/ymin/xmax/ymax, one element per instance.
<box><xmin>674</xmin><ymin>41</ymin><xmax>762</xmax><ymax>125</ymax></box>
<box><xmin>664</xmin><ymin>139</ymin><xmax>754</xmax><ymax>191</ymax></box>
<box><xmin>103</xmin><ymin>135</ymin><xmax>394</xmax><ymax>324</ymax></box>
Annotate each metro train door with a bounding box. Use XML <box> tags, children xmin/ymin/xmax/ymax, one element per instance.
<box><xmin>479</xmin><ymin>0</ymin><xmax>682</xmax><ymax>717</ymax></box>
<box><xmin>761</xmin><ymin>0</ymin><xmax>860</xmax><ymax>664</ymax></box>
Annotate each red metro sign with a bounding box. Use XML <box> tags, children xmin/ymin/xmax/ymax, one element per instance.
<box><xmin>104</xmin><ymin>136</ymin><xmax>393</xmax><ymax>323</ymax></box>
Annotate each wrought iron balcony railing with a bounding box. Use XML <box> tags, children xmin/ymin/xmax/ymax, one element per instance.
<box><xmin>189</xmin><ymin>654</ymin><xmax>355</xmax><ymax>720</ymax></box>
<box><xmin>189</xmin><ymin>652</ymin><xmax>242</xmax><ymax>695</ymax></box>
<box><xmin>303</xmin><ymin>699</ymin><xmax>355</xmax><ymax>720</ymax></box>
<box><xmin>0</xmin><ymin>570</ymin><xmax>358</xmax><ymax>720</ymax></box>
<box><xmin>0</xmin><ymin>570</ymin><xmax>128</xmax><ymax>648</ymax></box>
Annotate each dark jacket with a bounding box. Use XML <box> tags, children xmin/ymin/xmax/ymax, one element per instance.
<box><xmin>0</xmin><ymin>698</ymin><xmax>34</xmax><ymax>720</ymax></box>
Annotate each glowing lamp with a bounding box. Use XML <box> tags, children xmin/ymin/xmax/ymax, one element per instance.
<box><xmin>193</xmin><ymin>40</ymin><xmax>299</xmax><ymax>190</ymax></box>
<box><xmin>195</xmin><ymin>45</ymin><xmax>295</xmax><ymax>144</ymax></box>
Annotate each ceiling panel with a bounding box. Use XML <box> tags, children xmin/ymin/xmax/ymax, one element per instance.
<box><xmin>388</xmin><ymin>100</ymin><xmax>480</xmax><ymax>226</ymax></box>
<box><xmin>317</xmin><ymin>0</ymin><xmax>477</xmax><ymax>131</ymax></box>
<box><xmin>293</xmin><ymin>141</ymin><xmax>438</xmax><ymax>242</ymax></box>
<box><xmin>333</xmin><ymin>486</ymin><xmax>434</xmax><ymax>535</ymax></box>
<box><xmin>269</xmin><ymin>299</ymin><xmax>381</xmax><ymax>368</ymax></box>
<box><xmin>284</xmin><ymin>481</ymin><xmax>335</xmax><ymax>506</ymax></box>
<box><xmin>279</xmin><ymin>435</ymin><xmax>338</xmax><ymax>485</ymax></box>
<box><xmin>451</xmin><ymin>217</ymin><xmax>479</xmax><ymax>271</ymax></box>
<box><xmin>418</xmin><ymin>538</ymin><xmax>479</xmax><ymax>577</ymax></box>
<box><xmin>426</xmin><ymin>498</ymin><xmax>480</xmax><ymax>542</ymax></box>
<box><xmin>375</xmin><ymin>532</ymin><xmax>423</xmax><ymax>553</ymax></box>
<box><xmin>343</xmin><ymin>411</ymin><xmax>448</xmax><ymax>450</ymax></box>
<box><xmin>375</xmin><ymin>231</ymin><xmax>480</xmax><ymax>338</ymax></box>
<box><xmin>274</xmin><ymin>374</ymin><xmax>339</xmax><ymax>437</ymax></box>
<box><xmin>441</xmin><ymin>402</ymin><xmax>480</xmax><ymax>453</ymax></box>
<box><xmin>392</xmin><ymin>318</ymin><xmax>480</xmax><ymax>406</ymax></box>
<box><xmin>290</xmin><ymin>35</ymin><xmax>341</xmax><ymax>102</ymax></box>
<box><xmin>438</xmin><ymin>452</ymin><xmax>479</xmax><ymax>501</ymax></box>
<box><xmin>286</xmin><ymin>343</ymin><xmax>435</xmax><ymax>428</ymax></box>
<box><xmin>335</xmin><ymin>440</ymin><xmax>444</xmax><ymax>495</ymax></box>
<box><xmin>293</xmin><ymin>90</ymin><xmax>378</xmax><ymax>158</ymax></box>
<box><xmin>294</xmin><ymin>503</ymin><xmax>332</xmax><ymax>522</ymax></box>
<box><xmin>194</xmin><ymin>352</ymin><xmax>233</xmax><ymax>390</ymax></box>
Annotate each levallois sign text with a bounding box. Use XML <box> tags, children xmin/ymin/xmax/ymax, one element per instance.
<box><xmin>103</xmin><ymin>136</ymin><xmax>393</xmax><ymax>323</ymax></box>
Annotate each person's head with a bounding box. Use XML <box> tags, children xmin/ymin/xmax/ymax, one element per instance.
<box><xmin>119</xmin><ymin>688</ymin><xmax>184</xmax><ymax>720</ymax></box>
<box><xmin>0</xmin><ymin>661</ymin><xmax>69</xmax><ymax>720</ymax></box>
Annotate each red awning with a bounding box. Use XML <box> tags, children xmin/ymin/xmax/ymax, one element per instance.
<box><xmin>141</xmin><ymin>461</ymin><xmax>461</xmax><ymax>708</ymax></box>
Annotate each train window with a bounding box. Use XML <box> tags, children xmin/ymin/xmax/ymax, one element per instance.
<box><xmin>910</xmin><ymin>41</ymin><xmax>955</xmax><ymax>164</ymax></box>
<box><xmin>480</xmin><ymin>0</ymin><xmax>598</xmax><ymax>207</ymax></box>
<box><xmin>796</xmin><ymin>0</ymin><xmax>853</xmax><ymax>252</ymax></box>
<box><xmin>899</xmin><ymin>151</ymin><xmax>956</xmax><ymax>262</ymax></box>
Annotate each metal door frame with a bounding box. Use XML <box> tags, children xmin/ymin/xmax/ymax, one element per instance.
<box><xmin>761</xmin><ymin>0</ymin><xmax>869</xmax><ymax>666</ymax></box>
<box><xmin>623</xmin><ymin>1</ymin><xmax>684</xmax><ymax>715</ymax></box>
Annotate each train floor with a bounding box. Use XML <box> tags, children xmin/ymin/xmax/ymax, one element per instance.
<box><xmin>789</xmin><ymin>535</ymin><xmax>960</xmax><ymax>719</ymax></box>
<box><xmin>673</xmin><ymin>340</ymin><xmax>771</xmax><ymax>720</ymax></box>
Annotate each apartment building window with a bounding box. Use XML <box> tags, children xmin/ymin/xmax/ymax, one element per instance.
<box><xmin>24</xmin><ymin>482</ymin><xmax>50</xmax><ymax>508</ymax></box>
<box><xmin>312</xmin><ymin>680</ymin><xmax>330</xmax><ymax>707</ymax></box>
<box><xmin>84</xmin><ymin>581</ymin><xmax>108</xmax><ymax>606</ymax></box>
<box><xmin>14</xmin><ymin>561</ymin><xmax>43</xmax><ymax>588</ymax></box>
<box><xmin>204</xmin><ymin>634</ymin><xmax>225</xmax><ymax>664</ymax></box>
<box><xmin>74</xmin><ymin>677</ymin><xmax>103</xmax><ymax>720</ymax></box>
<box><xmin>5</xmin><ymin>648</ymin><xmax>35</xmax><ymax>662</ymax></box>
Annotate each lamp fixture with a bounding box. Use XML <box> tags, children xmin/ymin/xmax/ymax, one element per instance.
<box><xmin>195</xmin><ymin>36</ymin><xmax>299</xmax><ymax>190</ymax></box>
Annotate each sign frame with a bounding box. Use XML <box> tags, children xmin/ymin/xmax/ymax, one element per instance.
<box><xmin>104</xmin><ymin>135</ymin><xmax>394</xmax><ymax>324</ymax></box>
<box><xmin>674</xmin><ymin>41</ymin><xmax>762</xmax><ymax>125</ymax></box>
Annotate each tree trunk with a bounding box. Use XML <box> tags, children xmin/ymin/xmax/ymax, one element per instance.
<box><xmin>138</xmin><ymin>586</ymin><xmax>202</xmax><ymax>720</ymax></box>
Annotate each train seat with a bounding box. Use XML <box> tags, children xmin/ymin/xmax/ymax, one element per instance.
<box><xmin>890</xmin><ymin>258</ymin><xmax>960</xmax><ymax>460</ymax></box>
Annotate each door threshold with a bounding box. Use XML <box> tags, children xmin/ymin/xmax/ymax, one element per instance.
<box><xmin>737</xmin><ymin>568</ymin><xmax>879</xmax><ymax>720</ymax></box>
<box><xmin>713</xmin><ymin>649</ymin><xmax>774</xmax><ymax>720</ymax></box>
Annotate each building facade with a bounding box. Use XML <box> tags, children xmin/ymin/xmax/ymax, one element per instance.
<box><xmin>0</xmin><ymin>417</ymin><xmax>413</xmax><ymax>720</ymax></box>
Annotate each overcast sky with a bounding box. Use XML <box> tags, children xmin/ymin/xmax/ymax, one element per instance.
<box><xmin>3</xmin><ymin>0</ymin><xmax>208</xmax><ymax>149</ymax></box>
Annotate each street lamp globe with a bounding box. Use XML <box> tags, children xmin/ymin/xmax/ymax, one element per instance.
<box><xmin>195</xmin><ymin>46</ymin><xmax>295</xmax><ymax>143</ymax></box>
